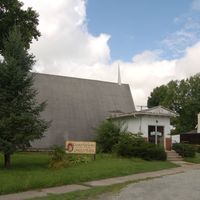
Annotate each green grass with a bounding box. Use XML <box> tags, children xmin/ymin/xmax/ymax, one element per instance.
<box><xmin>0</xmin><ymin>152</ymin><xmax>177</xmax><ymax>195</ymax></box>
<box><xmin>30</xmin><ymin>182</ymin><xmax>131</xmax><ymax>200</ymax></box>
<box><xmin>30</xmin><ymin>178</ymin><xmax>158</xmax><ymax>200</ymax></box>
<box><xmin>184</xmin><ymin>153</ymin><xmax>200</xmax><ymax>163</ymax></box>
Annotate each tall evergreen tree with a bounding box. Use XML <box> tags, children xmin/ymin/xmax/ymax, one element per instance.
<box><xmin>0</xmin><ymin>0</ymin><xmax>40</xmax><ymax>53</ymax></box>
<box><xmin>0</xmin><ymin>28</ymin><xmax>48</xmax><ymax>168</ymax></box>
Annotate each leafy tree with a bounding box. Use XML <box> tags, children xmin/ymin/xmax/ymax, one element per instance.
<box><xmin>0</xmin><ymin>0</ymin><xmax>40</xmax><ymax>54</ymax></box>
<box><xmin>147</xmin><ymin>85</ymin><xmax>168</xmax><ymax>108</ymax></box>
<box><xmin>147</xmin><ymin>80</ymin><xmax>178</xmax><ymax>109</ymax></box>
<box><xmin>147</xmin><ymin>74</ymin><xmax>200</xmax><ymax>134</ymax></box>
<box><xmin>0</xmin><ymin>28</ymin><xmax>48</xmax><ymax>168</ymax></box>
<box><xmin>174</xmin><ymin>75</ymin><xmax>200</xmax><ymax>133</ymax></box>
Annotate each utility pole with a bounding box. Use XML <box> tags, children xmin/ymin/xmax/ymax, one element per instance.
<box><xmin>137</xmin><ymin>105</ymin><xmax>148</xmax><ymax>111</ymax></box>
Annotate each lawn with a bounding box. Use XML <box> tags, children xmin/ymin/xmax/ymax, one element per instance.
<box><xmin>0</xmin><ymin>152</ymin><xmax>177</xmax><ymax>195</ymax></box>
<box><xmin>30</xmin><ymin>182</ymin><xmax>131</xmax><ymax>200</ymax></box>
<box><xmin>184</xmin><ymin>153</ymin><xmax>200</xmax><ymax>163</ymax></box>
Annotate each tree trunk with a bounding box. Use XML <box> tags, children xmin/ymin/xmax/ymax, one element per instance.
<box><xmin>4</xmin><ymin>153</ymin><xmax>11</xmax><ymax>168</ymax></box>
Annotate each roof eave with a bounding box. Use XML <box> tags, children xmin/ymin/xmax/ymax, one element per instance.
<box><xmin>108</xmin><ymin>111</ymin><xmax>177</xmax><ymax>119</ymax></box>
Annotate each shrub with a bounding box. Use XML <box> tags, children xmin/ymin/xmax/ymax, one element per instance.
<box><xmin>192</xmin><ymin>145</ymin><xmax>200</xmax><ymax>153</ymax></box>
<box><xmin>114</xmin><ymin>133</ymin><xmax>166</xmax><ymax>161</ymax></box>
<box><xmin>96</xmin><ymin>120</ymin><xmax>127</xmax><ymax>153</ymax></box>
<box><xmin>197</xmin><ymin>146</ymin><xmax>200</xmax><ymax>153</ymax></box>
<box><xmin>49</xmin><ymin>146</ymin><xmax>93</xmax><ymax>169</ymax></box>
<box><xmin>49</xmin><ymin>145</ymin><xmax>67</xmax><ymax>169</ymax></box>
<box><xmin>66</xmin><ymin>155</ymin><xmax>92</xmax><ymax>166</ymax></box>
<box><xmin>139</xmin><ymin>144</ymin><xmax>166</xmax><ymax>161</ymax></box>
<box><xmin>113</xmin><ymin>133</ymin><xmax>143</xmax><ymax>156</ymax></box>
<box><xmin>172</xmin><ymin>143</ymin><xmax>195</xmax><ymax>157</ymax></box>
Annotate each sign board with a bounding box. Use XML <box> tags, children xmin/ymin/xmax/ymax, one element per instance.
<box><xmin>150</xmin><ymin>131</ymin><xmax>162</xmax><ymax>136</ymax></box>
<box><xmin>65</xmin><ymin>141</ymin><xmax>96</xmax><ymax>154</ymax></box>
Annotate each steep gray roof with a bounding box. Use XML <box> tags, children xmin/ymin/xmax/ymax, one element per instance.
<box><xmin>32</xmin><ymin>73</ymin><xmax>135</xmax><ymax>148</ymax></box>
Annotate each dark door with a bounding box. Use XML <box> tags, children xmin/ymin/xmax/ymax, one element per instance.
<box><xmin>148</xmin><ymin>125</ymin><xmax>164</xmax><ymax>146</ymax></box>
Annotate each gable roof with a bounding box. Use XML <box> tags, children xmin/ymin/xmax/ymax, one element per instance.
<box><xmin>32</xmin><ymin>73</ymin><xmax>135</xmax><ymax>148</ymax></box>
<box><xmin>109</xmin><ymin>105</ymin><xmax>178</xmax><ymax>119</ymax></box>
<box><xmin>137</xmin><ymin>106</ymin><xmax>178</xmax><ymax>117</ymax></box>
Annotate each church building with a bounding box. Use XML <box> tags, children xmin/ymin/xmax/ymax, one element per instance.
<box><xmin>32</xmin><ymin>73</ymin><xmax>135</xmax><ymax>148</ymax></box>
<box><xmin>32</xmin><ymin>73</ymin><xmax>176</xmax><ymax>150</ymax></box>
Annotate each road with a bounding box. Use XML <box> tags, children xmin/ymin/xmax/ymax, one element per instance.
<box><xmin>97</xmin><ymin>169</ymin><xmax>200</xmax><ymax>200</ymax></box>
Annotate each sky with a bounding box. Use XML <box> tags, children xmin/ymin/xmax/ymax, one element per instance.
<box><xmin>22</xmin><ymin>0</ymin><xmax>200</xmax><ymax>108</ymax></box>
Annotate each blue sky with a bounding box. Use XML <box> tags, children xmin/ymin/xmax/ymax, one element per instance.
<box><xmin>87</xmin><ymin>0</ymin><xmax>200</xmax><ymax>61</ymax></box>
<box><xmin>23</xmin><ymin>0</ymin><xmax>200</xmax><ymax>105</ymax></box>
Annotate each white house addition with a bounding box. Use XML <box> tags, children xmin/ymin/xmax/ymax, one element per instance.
<box><xmin>110</xmin><ymin>106</ymin><xmax>177</xmax><ymax>150</ymax></box>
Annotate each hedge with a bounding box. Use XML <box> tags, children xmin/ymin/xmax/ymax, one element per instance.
<box><xmin>172</xmin><ymin>143</ymin><xmax>195</xmax><ymax>157</ymax></box>
<box><xmin>114</xmin><ymin>133</ymin><xmax>166</xmax><ymax>161</ymax></box>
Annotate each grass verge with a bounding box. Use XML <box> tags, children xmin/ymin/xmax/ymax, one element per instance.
<box><xmin>29</xmin><ymin>177</ymin><xmax>161</xmax><ymax>200</ymax></box>
<box><xmin>184</xmin><ymin>153</ymin><xmax>200</xmax><ymax>163</ymax></box>
<box><xmin>30</xmin><ymin>184</ymin><xmax>129</xmax><ymax>200</ymax></box>
<box><xmin>29</xmin><ymin>180</ymin><xmax>141</xmax><ymax>200</ymax></box>
<box><xmin>0</xmin><ymin>152</ymin><xmax>177</xmax><ymax>195</ymax></box>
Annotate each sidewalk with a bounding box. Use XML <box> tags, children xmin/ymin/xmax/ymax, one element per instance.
<box><xmin>1</xmin><ymin>162</ymin><xmax>200</xmax><ymax>200</ymax></box>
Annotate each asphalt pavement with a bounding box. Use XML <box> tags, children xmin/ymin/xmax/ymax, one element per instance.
<box><xmin>96</xmin><ymin>168</ymin><xmax>200</xmax><ymax>200</ymax></box>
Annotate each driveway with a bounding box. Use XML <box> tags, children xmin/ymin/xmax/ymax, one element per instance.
<box><xmin>97</xmin><ymin>169</ymin><xmax>200</xmax><ymax>200</ymax></box>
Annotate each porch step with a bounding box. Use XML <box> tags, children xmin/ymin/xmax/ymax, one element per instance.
<box><xmin>166</xmin><ymin>150</ymin><xmax>183</xmax><ymax>161</ymax></box>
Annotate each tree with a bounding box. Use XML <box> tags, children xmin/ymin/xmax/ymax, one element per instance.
<box><xmin>147</xmin><ymin>74</ymin><xmax>200</xmax><ymax>134</ymax></box>
<box><xmin>147</xmin><ymin>85</ymin><xmax>168</xmax><ymax>108</ymax></box>
<box><xmin>0</xmin><ymin>0</ymin><xmax>40</xmax><ymax>54</ymax></box>
<box><xmin>0</xmin><ymin>28</ymin><xmax>48</xmax><ymax>168</ymax></box>
<box><xmin>174</xmin><ymin>75</ymin><xmax>200</xmax><ymax>133</ymax></box>
<box><xmin>147</xmin><ymin>80</ymin><xmax>178</xmax><ymax>109</ymax></box>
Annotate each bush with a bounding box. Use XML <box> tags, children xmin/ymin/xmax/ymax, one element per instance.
<box><xmin>193</xmin><ymin>145</ymin><xmax>200</xmax><ymax>153</ymax></box>
<box><xmin>96</xmin><ymin>120</ymin><xmax>127</xmax><ymax>153</ymax></box>
<box><xmin>114</xmin><ymin>133</ymin><xmax>166</xmax><ymax>161</ymax></box>
<box><xmin>140</xmin><ymin>144</ymin><xmax>166</xmax><ymax>161</ymax></box>
<box><xmin>197</xmin><ymin>146</ymin><xmax>200</xmax><ymax>153</ymax></box>
<box><xmin>172</xmin><ymin>143</ymin><xmax>195</xmax><ymax>157</ymax></box>
<box><xmin>49</xmin><ymin>145</ymin><xmax>67</xmax><ymax>169</ymax></box>
<box><xmin>66</xmin><ymin>155</ymin><xmax>92</xmax><ymax>166</ymax></box>
<box><xmin>49</xmin><ymin>146</ymin><xmax>93</xmax><ymax>169</ymax></box>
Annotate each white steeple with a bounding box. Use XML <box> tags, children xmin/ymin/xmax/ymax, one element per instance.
<box><xmin>118</xmin><ymin>64</ymin><xmax>121</xmax><ymax>85</ymax></box>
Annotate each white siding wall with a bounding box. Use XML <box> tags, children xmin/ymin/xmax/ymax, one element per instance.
<box><xmin>140</xmin><ymin>116</ymin><xmax>171</xmax><ymax>138</ymax></box>
<box><xmin>114</xmin><ymin>115</ymin><xmax>171</xmax><ymax>148</ymax></box>
<box><xmin>120</xmin><ymin>117</ymin><xmax>141</xmax><ymax>134</ymax></box>
<box><xmin>172</xmin><ymin>135</ymin><xmax>180</xmax><ymax>143</ymax></box>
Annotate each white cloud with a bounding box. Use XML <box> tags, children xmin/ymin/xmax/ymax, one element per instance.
<box><xmin>162</xmin><ymin>12</ymin><xmax>200</xmax><ymax>58</ymax></box>
<box><xmin>192</xmin><ymin>0</ymin><xmax>200</xmax><ymax>11</ymax></box>
<box><xmin>23</xmin><ymin>0</ymin><xmax>111</xmax><ymax>74</ymax></box>
<box><xmin>176</xmin><ymin>42</ymin><xmax>200</xmax><ymax>77</ymax></box>
<box><xmin>22</xmin><ymin>0</ymin><xmax>200</xmax><ymax>108</ymax></box>
<box><xmin>161</xmin><ymin>28</ymin><xmax>198</xmax><ymax>57</ymax></box>
<box><xmin>132</xmin><ymin>50</ymin><xmax>161</xmax><ymax>63</ymax></box>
